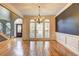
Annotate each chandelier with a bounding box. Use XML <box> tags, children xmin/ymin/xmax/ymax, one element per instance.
<box><xmin>34</xmin><ymin>6</ymin><xmax>45</xmax><ymax>23</ymax></box>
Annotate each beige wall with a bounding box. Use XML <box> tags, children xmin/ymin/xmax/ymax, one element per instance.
<box><xmin>50</xmin><ymin>16</ymin><xmax>56</xmax><ymax>40</ymax></box>
<box><xmin>22</xmin><ymin>16</ymin><xmax>56</xmax><ymax>40</ymax></box>
<box><xmin>22</xmin><ymin>16</ymin><xmax>30</xmax><ymax>40</ymax></box>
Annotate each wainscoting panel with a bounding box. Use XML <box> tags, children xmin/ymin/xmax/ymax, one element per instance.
<box><xmin>56</xmin><ymin>32</ymin><xmax>79</xmax><ymax>55</ymax></box>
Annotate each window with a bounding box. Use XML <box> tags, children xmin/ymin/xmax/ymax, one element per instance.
<box><xmin>6</xmin><ymin>23</ymin><xmax>11</xmax><ymax>36</ymax></box>
<box><xmin>0</xmin><ymin>23</ymin><xmax>3</xmax><ymax>32</ymax></box>
<box><xmin>30</xmin><ymin>19</ymin><xmax>50</xmax><ymax>39</ymax></box>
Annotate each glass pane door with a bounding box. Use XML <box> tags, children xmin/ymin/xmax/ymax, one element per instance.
<box><xmin>17</xmin><ymin>25</ymin><xmax>21</xmax><ymax>32</ymax></box>
<box><xmin>16</xmin><ymin>24</ymin><xmax>22</xmax><ymax>37</ymax></box>
<box><xmin>30</xmin><ymin>22</ymin><xmax>35</xmax><ymax>38</ymax></box>
<box><xmin>36</xmin><ymin>23</ymin><xmax>43</xmax><ymax>38</ymax></box>
<box><xmin>30</xmin><ymin>19</ymin><xmax>50</xmax><ymax>40</ymax></box>
<box><xmin>45</xmin><ymin>23</ymin><xmax>50</xmax><ymax>38</ymax></box>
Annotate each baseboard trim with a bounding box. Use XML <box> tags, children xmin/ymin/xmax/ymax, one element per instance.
<box><xmin>23</xmin><ymin>40</ymin><xmax>56</xmax><ymax>41</ymax></box>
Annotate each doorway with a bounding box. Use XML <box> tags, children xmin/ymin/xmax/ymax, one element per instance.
<box><xmin>14</xmin><ymin>18</ymin><xmax>23</xmax><ymax>37</ymax></box>
<box><xmin>30</xmin><ymin>19</ymin><xmax>50</xmax><ymax>40</ymax></box>
<box><xmin>16</xmin><ymin>24</ymin><xmax>22</xmax><ymax>37</ymax></box>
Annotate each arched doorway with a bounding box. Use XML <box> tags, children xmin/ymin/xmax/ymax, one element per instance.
<box><xmin>14</xmin><ymin>18</ymin><xmax>23</xmax><ymax>37</ymax></box>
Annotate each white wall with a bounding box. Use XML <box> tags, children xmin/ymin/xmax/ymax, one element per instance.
<box><xmin>1</xmin><ymin>4</ymin><xmax>23</xmax><ymax>18</ymax></box>
<box><xmin>56</xmin><ymin>32</ymin><xmax>79</xmax><ymax>55</ymax></box>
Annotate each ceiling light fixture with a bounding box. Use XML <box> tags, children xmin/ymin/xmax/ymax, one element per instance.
<box><xmin>35</xmin><ymin>6</ymin><xmax>45</xmax><ymax>23</ymax></box>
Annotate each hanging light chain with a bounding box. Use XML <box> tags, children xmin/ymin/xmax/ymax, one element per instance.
<box><xmin>37</xmin><ymin>6</ymin><xmax>40</xmax><ymax>23</ymax></box>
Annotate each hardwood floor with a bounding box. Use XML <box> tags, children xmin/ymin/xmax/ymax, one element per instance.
<box><xmin>0</xmin><ymin>38</ymin><xmax>77</xmax><ymax>56</ymax></box>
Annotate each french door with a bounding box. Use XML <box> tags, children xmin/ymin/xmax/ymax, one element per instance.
<box><xmin>30</xmin><ymin>19</ymin><xmax>50</xmax><ymax>40</ymax></box>
<box><xmin>16</xmin><ymin>24</ymin><xmax>22</xmax><ymax>37</ymax></box>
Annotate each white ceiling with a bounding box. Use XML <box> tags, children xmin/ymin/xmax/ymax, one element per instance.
<box><xmin>10</xmin><ymin>3</ymin><xmax>68</xmax><ymax>16</ymax></box>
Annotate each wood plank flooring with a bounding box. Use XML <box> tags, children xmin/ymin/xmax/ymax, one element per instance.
<box><xmin>0</xmin><ymin>38</ymin><xmax>77</xmax><ymax>56</ymax></box>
